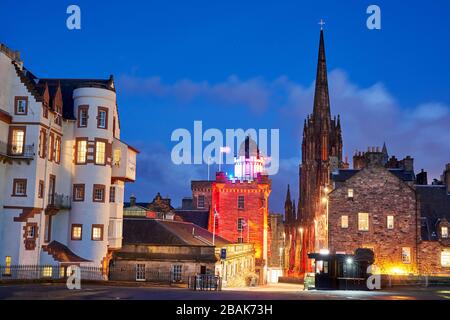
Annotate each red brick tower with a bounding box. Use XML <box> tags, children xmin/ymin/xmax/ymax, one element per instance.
<box><xmin>296</xmin><ymin>29</ymin><xmax>344</xmax><ymax>275</ymax></box>
<box><xmin>207</xmin><ymin>137</ymin><xmax>272</xmax><ymax>284</ymax></box>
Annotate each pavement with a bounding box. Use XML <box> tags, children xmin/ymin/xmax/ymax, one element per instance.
<box><xmin>1</xmin><ymin>282</ymin><xmax>450</xmax><ymax>300</ymax></box>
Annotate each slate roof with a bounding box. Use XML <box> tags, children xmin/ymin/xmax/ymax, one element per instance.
<box><xmin>416</xmin><ymin>185</ymin><xmax>450</xmax><ymax>241</ymax></box>
<box><xmin>174</xmin><ymin>210</ymin><xmax>210</xmax><ymax>229</ymax></box>
<box><xmin>122</xmin><ymin>218</ymin><xmax>230</xmax><ymax>247</ymax></box>
<box><xmin>38</xmin><ymin>78</ymin><xmax>114</xmax><ymax>120</ymax></box>
<box><xmin>331</xmin><ymin>168</ymin><xmax>415</xmax><ymax>183</ymax></box>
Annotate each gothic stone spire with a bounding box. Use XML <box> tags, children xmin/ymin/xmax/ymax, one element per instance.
<box><xmin>312</xmin><ymin>29</ymin><xmax>331</xmax><ymax>128</ymax></box>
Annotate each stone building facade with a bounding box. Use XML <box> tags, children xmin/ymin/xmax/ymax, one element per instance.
<box><xmin>112</xmin><ymin>218</ymin><xmax>255</xmax><ymax>287</ymax></box>
<box><xmin>328</xmin><ymin>151</ymin><xmax>450</xmax><ymax>276</ymax></box>
<box><xmin>328</xmin><ymin>161</ymin><xmax>418</xmax><ymax>274</ymax></box>
<box><xmin>0</xmin><ymin>43</ymin><xmax>137</xmax><ymax>272</ymax></box>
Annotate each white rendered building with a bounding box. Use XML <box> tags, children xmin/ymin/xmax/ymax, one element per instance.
<box><xmin>0</xmin><ymin>44</ymin><xmax>137</xmax><ymax>273</ymax></box>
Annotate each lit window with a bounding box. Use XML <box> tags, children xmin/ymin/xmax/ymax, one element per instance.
<box><xmin>13</xmin><ymin>179</ymin><xmax>27</xmax><ymax>196</ymax></box>
<box><xmin>113</xmin><ymin>149</ymin><xmax>121</xmax><ymax>166</ymax></box>
<box><xmin>71</xmin><ymin>225</ymin><xmax>82</xmax><ymax>240</ymax></box>
<box><xmin>11</xmin><ymin>129</ymin><xmax>25</xmax><ymax>154</ymax></box>
<box><xmin>197</xmin><ymin>195</ymin><xmax>205</xmax><ymax>208</ymax></box>
<box><xmin>15</xmin><ymin>97</ymin><xmax>27</xmax><ymax>114</ymax></box>
<box><xmin>42</xmin><ymin>266</ymin><xmax>53</xmax><ymax>278</ymax></box>
<box><xmin>348</xmin><ymin>188</ymin><xmax>354</xmax><ymax>198</ymax></box>
<box><xmin>341</xmin><ymin>215</ymin><xmax>348</xmax><ymax>229</ymax></box>
<box><xmin>76</xmin><ymin>140</ymin><xmax>87</xmax><ymax>164</ymax></box>
<box><xmin>95</xmin><ymin>141</ymin><xmax>106</xmax><ymax>165</ymax></box>
<box><xmin>358</xmin><ymin>212</ymin><xmax>369</xmax><ymax>231</ymax></box>
<box><xmin>442</xmin><ymin>227</ymin><xmax>449</xmax><ymax>239</ymax></box>
<box><xmin>387</xmin><ymin>216</ymin><xmax>394</xmax><ymax>230</ymax></box>
<box><xmin>441</xmin><ymin>250</ymin><xmax>450</xmax><ymax>267</ymax></box>
<box><xmin>109</xmin><ymin>186</ymin><xmax>116</xmax><ymax>203</ymax></box>
<box><xmin>5</xmin><ymin>256</ymin><xmax>12</xmax><ymax>275</ymax></box>
<box><xmin>54</xmin><ymin>137</ymin><xmax>61</xmax><ymax>163</ymax></box>
<box><xmin>93</xmin><ymin>185</ymin><xmax>105</xmax><ymax>202</ymax></box>
<box><xmin>73</xmin><ymin>184</ymin><xmax>85</xmax><ymax>201</ymax></box>
<box><xmin>92</xmin><ymin>225</ymin><xmax>103</xmax><ymax>241</ymax></box>
<box><xmin>48</xmin><ymin>133</ymin><xmax>54</xmax><ymax>161</ymax></box>
<box><xmin>238</xmin><ymin>196</ymin><xmax>245</xmax><ymax>209</ymax></box>
<box><xmin>97</xmin><ymin>109</ymin><xmax>107</xmax><ymax>129</ymax></box>
<box><xmin>402</xmin><ymin>247</ymin><xmax>411</xmax><ymax>264</ymax></box>
<box><xmin>39</xmin><ymin>129</ymin><xmax>46</xmax><ymax>158</ymax></box>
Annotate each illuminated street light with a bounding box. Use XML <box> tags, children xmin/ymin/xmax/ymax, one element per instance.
<box><xmin>346</xmin><ymin>257</ymin><xmax>353</xmax><ymax>265</ymax></box>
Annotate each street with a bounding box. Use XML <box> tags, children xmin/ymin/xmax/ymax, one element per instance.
<box><xmin>0</xmin><ymin>283</ymin><xmax>449</xmax><ymax>300</ymax></box>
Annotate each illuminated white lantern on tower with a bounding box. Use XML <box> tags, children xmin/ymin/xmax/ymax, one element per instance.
<box><xmin>234</xmin><ymin>136</ymin><xmax>265</xmax><ymax>180</ymax></box>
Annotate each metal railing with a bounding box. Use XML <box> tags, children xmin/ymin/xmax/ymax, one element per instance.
<box><xmin>0</xmin><ymin>141</ymin><xmax>35</xmax><ymax>159</ymax></box>
<box><xmin>188</xmin><ymin>274</ymin><xmax>222</xmax><ymax>291</ymax></box>
<box><xmin>47</xmin><ymin>193</ymin><xmax>71</xmax><ymax>210</ymax></box>
<box><xmin>0</xmin><ymin>265</ymin><xmax>105</xmax><ymax>281</ymax></box>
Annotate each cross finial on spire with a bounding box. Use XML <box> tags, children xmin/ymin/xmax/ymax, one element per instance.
<box><xmin>318</xmin><ymin>19</ymin><xmax>325</xmax><ymax>30</ymax></box>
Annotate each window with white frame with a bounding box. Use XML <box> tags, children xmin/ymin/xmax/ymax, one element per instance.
<box><xmin>441</xmin><ymin>250</ymin><xmax>450</xmax><ymax>267</ymax></box>
<box><xmin>387</xmin><ymin>216</ymin><xmax>395</xmax><ymax>230</ymax></box>
<box><xmin>341</xmin><ymin>215</ymin><xmax>349</xmax><ymax>229</ymax></box>
<box><xmin>172</xmin><ymin>265</ymin><xmax>182</xmax><ymax>282</ymax></box>
<box><xmin>113</xmin><ymin>149</ymin><xmax>121</xmax><ymax>166</ymax></box>
<box><xmin>358</xmin><ymin>212</ymin><xmax>369</xmax><ymax>231</ymax></box>
<box><xmin>402</xmin><ymin>247</ymin><xmax>411</xmax><ymax>264</ymax></box>
<box><xmin>97</xmin><ymin>108</ymin><xmax>107</xmax><ymax>129</ymax></box>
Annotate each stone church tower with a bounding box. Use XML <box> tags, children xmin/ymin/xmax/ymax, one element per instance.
<box><xmin>292</xmin><ymin>29</ymin><xmax>344</xmax><ymax>275</ymax></box>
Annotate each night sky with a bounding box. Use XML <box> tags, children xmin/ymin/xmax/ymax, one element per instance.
<box><xmin>2</xmin><ymin>0</ymin><xmax>450</xmax><ymax>212</ymax></box>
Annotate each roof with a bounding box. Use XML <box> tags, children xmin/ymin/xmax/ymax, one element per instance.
<box><xmin>38</xmin><ymin>78</ymin><xmax>114</xmax><ymax>120</ymax></box>
<box><xmin>416</xmin><ymin>185</ymin><xmax>450</xmax><ymax>241</ymax></box>
<box><xmin>174</xmin><ymin>210</ymin><xmax>210</xmax><ymax>229</ymax></box>
<box><xmin>122</xmin><ymin>218</ymin><xmax>230</xmax><ymax>247</ymax></box>
<box><xmin>331</xmin><ymin>168</ymin><xmax>415</xmax><ymax>183</ymax></box>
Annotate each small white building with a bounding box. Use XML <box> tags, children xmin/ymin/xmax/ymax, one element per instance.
<box><xmin>0</xmin><ymin>44</ymin><xmax>138</xmax><ymax>275</ymax></box>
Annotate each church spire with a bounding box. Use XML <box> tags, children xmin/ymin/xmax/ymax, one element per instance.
<box><xmin>284</xmin><ymin>184</ymin><xmax>293</xmax><ymax>223</ymax></box>
<box><xmin>312</xmin><ymin>29</ymin><xmax>331</xmax><ymax>126</ymax></box>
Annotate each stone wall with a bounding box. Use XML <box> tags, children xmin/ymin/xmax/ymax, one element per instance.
<box><xmin>329</xmin><ymin>165</ymin><xmax>419</xmax><ymax>274</ymax></box>
<box><xmin>417</xmin><ymin>241</ymin><xmax>450</xmax><ymax>276</ymax></box>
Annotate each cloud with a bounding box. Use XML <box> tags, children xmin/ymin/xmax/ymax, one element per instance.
<box><xmin>118</xmin><ymin>74</ymin><xmax>271</xmax><ymax>113</ymax></box>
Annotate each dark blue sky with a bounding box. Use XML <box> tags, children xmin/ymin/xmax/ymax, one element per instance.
<box><xmin>2</xmin><ymin>1</ymin><xmax>450</xmax><ymax>212</ymax></box>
